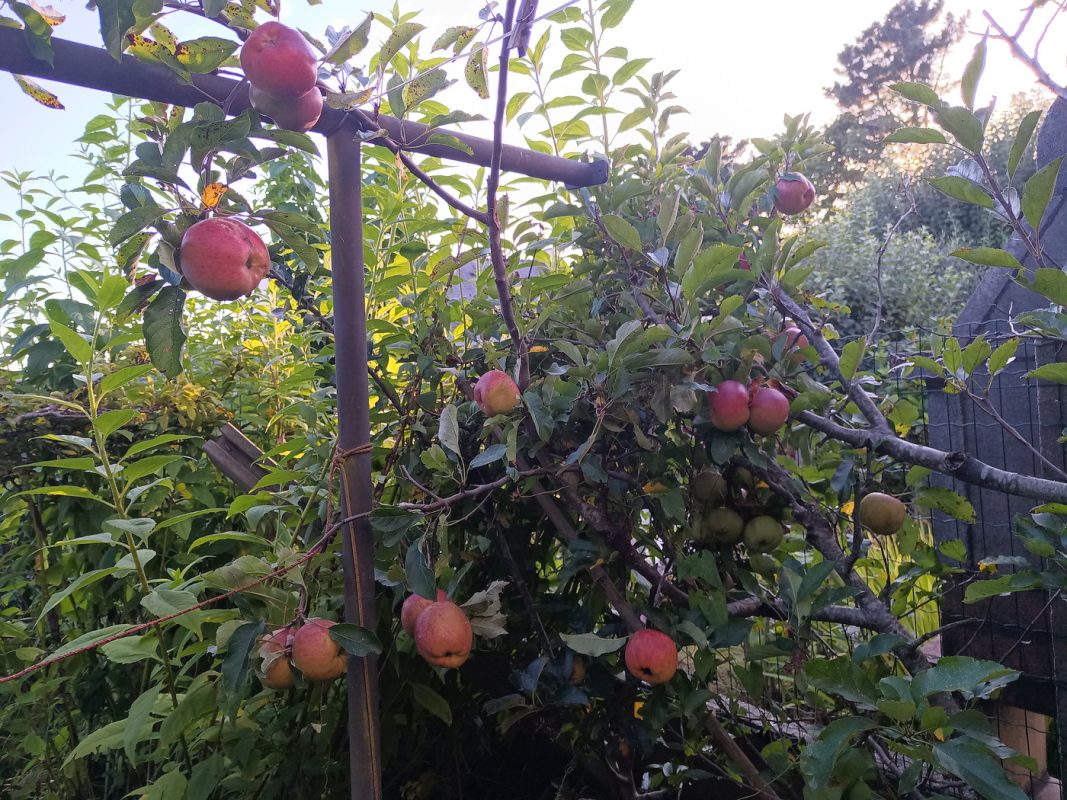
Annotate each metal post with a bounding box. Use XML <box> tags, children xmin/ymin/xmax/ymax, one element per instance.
<box><xmin>326</xmin><ymin>131</ymin><xmax>381</xmax><ymax>800</ymax></box>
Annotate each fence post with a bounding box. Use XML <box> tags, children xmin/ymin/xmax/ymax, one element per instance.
<box><xmin>326</xmin><ymin>131</ymin><xmax>382</xmax><ymax>800</ymax></box>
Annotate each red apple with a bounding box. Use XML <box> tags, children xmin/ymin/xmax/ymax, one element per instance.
<box><xmin>291</xmin><ymin>618</ymin><xmax>347</xmax><ymax>681</ymax></box>
<box><xmin>773</xmin><ymin>173</ymin><xmax>816</xmax><ymax>216</ymax></box>
<box><xmin>401</xmin><ymin>589</ymin><xmax>448</xmax><ymax>636</ymax></box>
<box><xmin>474</xmin><ymin>369</ymin><xmax>520</xmax><ymax>416</ymax></box>
<box><xmin>748</xmin><ymin>386</ymin><xmax>790</xmax><ymax>435</ymax></box>
<box><xmin>240</xmin><ymin>21</ymin><xmax>318</xmax><ymax>99</ymax></box>
<box><xmin>738</xmin><ymin>252</ymin><xmax>751</xmax><ymax>271</ymax></box>
<box><xmin>249</xmin><ymin>84</ymin><xmax>323</xmax><ymax>132</ymax></box>
<box><xmin>258</xmin><ymin>626</ymin><xmax>295</xmax><ymax>690</ymax></box>
<box><xmin>624</xmin><ymin>629</ymin><xmax>678</xmax><ymax>685</ymax></box>
<box><xmin>777</xmin><ymin>325</ymin><xmax>808</xmax><ymax>351</ymax></box>
<box><xmin>708</xmin><ymin>380</ymin><xmax>750</xmax><ymax>431</ymax></box>
<box><xmin>414</xmin><ymin>601</ymin><xmax>473</xmax><ymax>668</ymax></box>
<box><xmin>178</xmin><ymin>217</ymin><xmax>270</xmax><ymax>301</ymax></box>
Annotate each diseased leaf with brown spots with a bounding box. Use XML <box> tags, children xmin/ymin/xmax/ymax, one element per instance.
<box><xmin>12</xmin><ymin>74</ymin><xmax>63</xmax><ymax>109</ymax></box>
<box><xmin>464</xmin><ymin>44</ymin><xmax>489</xmax><ymax>99</ymax></box>
<box><xmin>28</xmin><ymin>1</ymin><xmax>64</xmax><ymax>26</ymax></box>
<box><xmin>402</xmin><ymin>69</ymin><xmax>452</xmax><ymax>109</ymax></box>
<box><xmin>324</xmin><ymin>87</ymin><xmax>374</xmax><ymax>111</ymax></box>
<box><xmin>376</xmin><ymin>21</ymin><xmax>424</xmax><ymax>69</ymax></box>
<box><xmin>200</xmin><ymin>183</ymin><xmax>228</xmax><ymax>209</ymax></box>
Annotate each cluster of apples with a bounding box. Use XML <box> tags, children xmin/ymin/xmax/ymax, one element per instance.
<box><xmin>401</xmin><ymin>591</ymin><xmax>474</xmax><ymax>668</ymax></box>
<box><xmin>241</xmin><ymin>21</ymin><xmax>323</xmax><ymax>132</ymax></box>
<box><xmin>708</xmin><ymin>379</ymin><xmax>790</xmax><ymax>436</ymax></box>
<box><xmin>258</xmin><ymin>617</ymin><xmax>348</xmax><ymax>689</ymax></box>
<box><xmin>688</xmin><ymin>467</ymin><xmax>785</xmax><ymax>553</ymax></box>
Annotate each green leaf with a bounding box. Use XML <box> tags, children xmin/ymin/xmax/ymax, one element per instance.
<box><xmin>960</xmin><ymin>37</ymin><xmax>986</xmax><ymax>110</ymax></box>
<box><xmin>100</xmin><ymin>634</ymin><xmax>159</xmax><ymax>664</ymax></box>
<box><xmin>95</xmin><ymin>408</ymin><xmax>137</xmax><ymax>442</ymax></box>
<box><xmin>559</xmin><ymin>632</ymin><xmax>625</xmax><ymax>657</ymax></box>
<box><xmin>222</xmin><ymin>620</ymin><xmax>265</xmax><ymax>696</ymax></box>
<box><xmin>202</xmin><ymin>0</ymin><xmax>227</xmax><ymax>17</ymax></box>
<box><xmin>935</xmin><ymin>106</ymin><xmax>984</xmax><ymax>151</ymax></box>
<box><xmin>115</xmin><ymin>279</ymin><xmax>163</xmax><ymax>323</ymax></box>
<box><xmin>1026</xmin><ymin>363</ymin><xmax>1067</xmax><ymax>385</ymax></box>
<box><xmin>123</xmin><ymin>686</ymin><xmax>160</xmax><ymax>763</ymax></box>
<box><xmin>915</xmin><ymin>487</ymin><xmax>976</xmax><ymax>523</ymax></box>
<box><xmin>890</xmin><ymin>81</ymin><xmax>942</xmax><ymax>108</ymax></box>
<box><xmin>601</xmin><ymin>214</ymin><xmax>643</xmax><ymax>252</ymax></box>
<box><xmin>601</xmin><ymin>0</ymin><xmax>634</xmax><ymax>28</ymax></box>
<box><xmin>1028</xmin><ymin>267</ymin><xmax>1067</xmax><ymax>305</ymax></box>
<box><xmin>403</xmin><ymin>68</ymin><xmax>452</xmax><ymax>108</ymax></box>
<box><xmin>839</xmin><ymin>339</ymin><xmax>865</xmax><ymax>381</ymax></box>
<box><xmin>801</xmin><ymin>716</ymin><xmax>876</xmax><ymax>788</ymax></box>
<box><xmin>324</xmin><ymin>13</ymin><xmax>373</xmax><ymax>65</ymax></box>
<box><xmin>988</xmin><ymin>338</ymin><xmax>1019</xmax><ymax>376</ymax></box>
<box><xmin>47</xmin><ymin>318</ymin><xmax>92</xmax><ymax>364</ymax></box>
<box><xmin>928</xmin><ymin>176</ymin><xmax>993</xmax><ymax>208</ymax></box>
<box><xmin>15</xmin><ymin>485</ymin><xmax>108</xmax><ymax>505</ymax></box>
<box><xmin>100</xmin><ymin>365</ymin><xmax>152</xmax><ymax>398</ymax></box>
<box><xmin>405</xmin><ymin>543</ymin><xmax>436</xmax><ymax>600</ymax></box>
<box><xmin>123</xmin><ymin>433</ymin><xmax>194</xmax><ymax>460</ymax></box>
<box><xmin>330</xmin><ymin>623</ymin><xmax>382</xmax><ymax>657</ymax></box>
<box><xmin>680</xmin><ymin>244</ymin><xmax>741</xmax><ymax>303</ymax></box>
<box><xmin>1008</xmin><ymin>110</ymin><xmax>1042</xmax><ymax>178</ymax></box>
<box><xmin>912</xmin><ymin>655</ymin><xmax>1019</xmax><ymax>701</ymax></box>
<box><xmin>175</xmin><ymin>37</ymin><xmax>237</xmax><ymax>73</ymax></box>
<box><xmin>883</xmin><ymin>127</ymin><xmax>947</xmax><ymax>145</ymax></box>
<box><xmin>1022</xmin><ymin>157</ymin><xmax>1062</xmax><ymax>230</ymax></box>
<box><xmin>143</xmin><ymin>286</ymin><xmax>186</xmax><ymax>379</ymax></box>
<box><xmin>121</xmin><ymin>454</ymin><xmax>183</xmax><ymax>484</ymax></box>
<box><xmin>437</xmin><ymin>403</ymin><xmax>461</xmax><ymax>455</ymax></box>
<box><xmin>950</xmin><ymin>247</ymin><xmax>1021</xmax><ymax>269</ymax></box>
<box><xmin>933</xmin><ymin>738</ymin><xmax>1029</xmax><ymax>800</ymax></box>
<box><xmin>52</xmin><ymin>623</ymin><xmax>134</xmax><ymax>659</ymax></box>
<box><xmin>962</xmin><ymin>336</ymin><xmax>992</xmax><ymax>376</ymax></box>
<box><xmin>110</xmin><ymin>205</ymin><xmax>168</xmax><ymax>246</ymax></box>
<box><xmin>469</xmin><ymin>443</ymin><xmax>508</xmax><ymax>469</ymax></box>
<box><xmin>412</xmin><ymin>683</ymin><xmax>452</xmax><ymax>725</ymax></box>
<box><xmin>37</xmin><ymin>567</ymin><xmax>118</xmax><ymax>623</ymax></box>
<box><xmin>803</xmin><ymin>658</ymin><xmax>878</xmax><ymax>708</ymax></box>
<box><xmin>377</xmin><ymin>21</ymin><xmax>424</xmax><ymax>68</ymax></box>
<box><xmin>104</xmin><ymin>517</ymin><xmax>156</xmax><ymax>540</ymax></box>
<box><xmin>95</xmin><ymin>0</ymin><xmax>137</xmax><ymax>60</ymax></box>
<box><xmin>13</xmin><ymin>2</ymin><xmax>54</xmax><ymax>66</ymax></box>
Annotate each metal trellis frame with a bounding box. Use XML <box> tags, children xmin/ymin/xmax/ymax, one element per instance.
<box><xmin>0</xmin><ymin>25</ymin><xmax>608</xmax><ymax>800</ymax></box>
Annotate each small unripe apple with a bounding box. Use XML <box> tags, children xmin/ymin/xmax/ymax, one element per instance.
<box><xmin>240</xmin><ymin>21</ymin><xmax>318</xmax><ymax>99</ymax></box>
<box><xmin>773</xmin><ymin>173</ymin><xmax>816</xmax><ymax>216</ymax></box>
<box><xmin>414</xmin><ymin>601</ymin><xmax>473</xmax><ymax>668</ymax></box>
<box><xmin>748</xmin><ymin>386</ymin><xmax>790</xmax><ymax>435</ymax></box>
<box><xmin>292</xmin><ymin>618</ymin><xmax>347</xmax><ymax>681</ymax></box>
<box><xmin>249</xmin><ymin>84</ymin><xmax>323</xmax><ymax>132</ymax></box>
<box><xmin>400</xmin><ymin>589</ymin><xmax>448</xmax><ymax>636</ymax></box>
<box><xmin>743</xmin><ymin>515</ymin><xmax>785</xmax><ymax>553</ymax></box>
<box><xmin>691</xmin><ymin>469</ymin><xmax>727</xmax><ymax>505</ymax></box>
<box><xmin>258</xmin><ymin>626</ymin><xmax>295</xmax><ymax>690</ymax></box>
<box><xmin>474</xmin><ymin>369</ymin><xmax>520</xmax><ymax>415</ymax></box>
<box><xmin>624</xmin><ymin>629</ymin><xmax>678</xmax><ymax>685</ymax></box>
<box><xmin>178</xmin><ymin>217</ymin><xmax>270</xmax><ymax>301</ymax></box>
<box><xmin>708</xmin><ymin>380</ymin><xmax>750</xmax><ymax>431</ymax></box>
<box><xmin>859</xmin><ymin>492</ymin><xmax>907</xmax><ymax>535</ymax></box>
<box><xmin>700</xmin><ymin>508</ymin><xmax>745</xmax><ymax>545</ymax></box>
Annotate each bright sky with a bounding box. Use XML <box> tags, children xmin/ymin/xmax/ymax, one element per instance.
<box><xmin>0</xmin><ymin>0</ymin><xmax>1063</xmax><ymax>216</ymax></box>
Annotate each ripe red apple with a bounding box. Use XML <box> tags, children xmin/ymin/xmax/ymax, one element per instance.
<box><xmin>700</xmin><ymin>508</ymin><xmax>745</xmax><ymax>545</ymax></box>
<box><xmin>738</xmin><ymin>252</ymin><xmax>751</xmax><ymax>271</ymax></box>
<box><xmin>240</xmin><ymin>21</ymin><xmax>318</xmax><ymax>99</ymax></box>
<box><xmin>624</xmin><ymin>628</ymin><xmax>678</xmax><ymax>685</ymax></box>
<box><xmin>178</xmin><ymin>217</ymin><xmax>270</xmax><ymax>301</ymax></box>
<box><xmin>258</xmin><ymin>626</ymin><xmax>295</xmax><ymax>690</ymax></box>
<box><xmin>414</xmin><ymin>601</ymin><xmax>473</xmax><ymax>668</ymax></box>
<box><xmin>249</xmin><ymin>84</ymin><xmax>323</xmax><ymax>132</ymax></box>
<box><xmin>748</xmin><ymin>386</ymin><xmax>790</xmax><ymax>435</ymax></box>
<box><xmin>743</xmin><ymin>515</ymin><xmax>785</xmax><ymax>553</ymax></box>
<box><xmin>708</xmin><ymin>380</ymin><xmax>750</xmax><ymax>431</ymax></box>
<box><xmin>292</xmin><ymin>618</ymin><xmax>347</xmax><ymax>681</ymax></box>
<box><xmin>400</xmin><ymin>589</ymin><xmax>447</xmax><ymax>636</ymax></box>
<box><xmin>474</xmin><ymin>369</ymin><xmax>520</xmax><ymax>415</ymax></box>
<box><xmin>776</xmin><ymin>325</ymin><xmax>808</xmax><ymax>351</ymax></box>
<box><xmin>773</xmin><ymin>173</ymin><xmax>816</xmax><ymax>216</ymax></box>
<box><xmin>859</xmin><ymin>492</ymin><xmax>907</xmax><ymax>535</ymax></box>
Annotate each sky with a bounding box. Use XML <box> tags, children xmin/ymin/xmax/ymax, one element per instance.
<box><xmin>0</xmin><ymin>0</ymin><xmax>1064</xmax><ymax>218</ymax></box>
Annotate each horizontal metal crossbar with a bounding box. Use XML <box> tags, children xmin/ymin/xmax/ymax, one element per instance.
<box><xmin>0</xmin><ymin>27</ymin><xmax>608</xmax><ymax>187</ymax></box>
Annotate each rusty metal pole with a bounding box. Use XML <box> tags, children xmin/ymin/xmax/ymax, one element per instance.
<box><xmin>326</xmin><ymin>131</ymin><xmax>381</xmax><ymax>800</ymax></box>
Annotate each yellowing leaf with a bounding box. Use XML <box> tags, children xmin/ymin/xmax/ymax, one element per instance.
<box><xmin>12</xmin><ymin>74</ymin><xmax>63</xmax><ymax>109</ymax></box>
<box><xmin>325</xmin><ymin>87</ymin><xmax>374</xmax><ymax>111</ymax></box>
<box><xmin>933</xmin><ymin>728</ymin><xmax>946</xmax><ymax>742</ymax></box>
<box><xmin>978</xmin><ymin>560</ymin><xmax>998</xmax><ymax>574</ymax></box>
<box><xmin>529</xmin><ymin>345</ymin><xmax>548</xmax><ymax>353</ymax></box>
<box><xmin>201</xmin><ymin>183</ymin><xmax>228</xmax><ymax>208</ymax></box>
<box><xmin>841</xmin><ymin>500</ymin><xmax>855</xmax><ymax>516</ymax></box>
<box><xmin>464</xmin><ymin>44</ymin><xmax>489</xmax><ymax>100</ymax></box>
<box><xmin>642</xmin><ymin>481</ymin><xmax>668</xmax><ymax>495</ymax></box>
<box><xmin>633</xmin><ymin>702</ymin><xmax>644</xmax><ymax>720</ymax></box>
<box><xmin>29</xmin><ymin>1</ymin><xmax>64</xmax><ymax>26</ymax></box>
